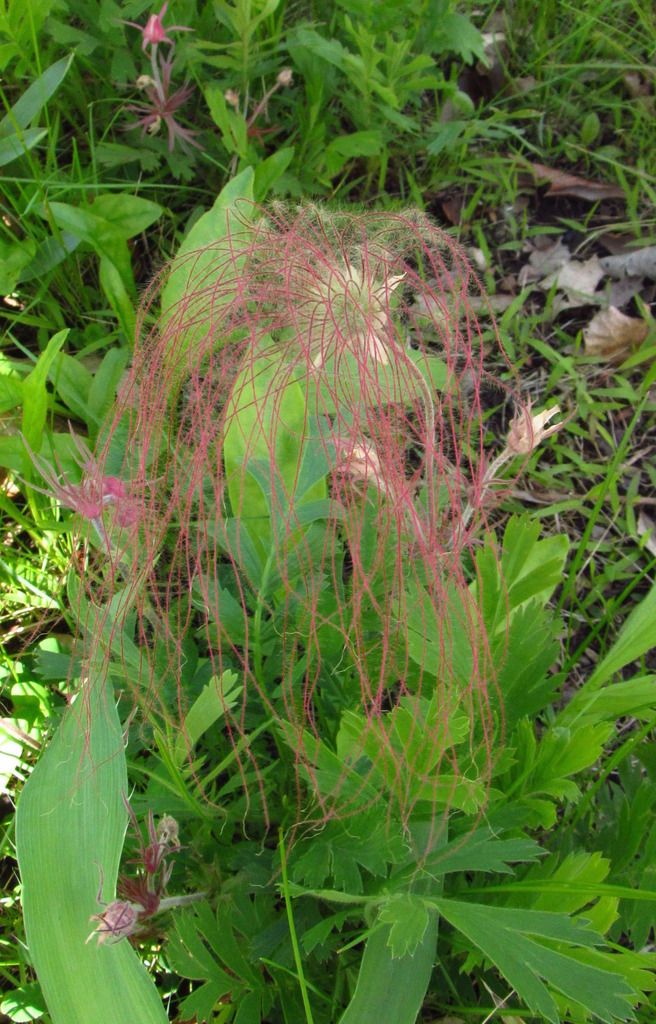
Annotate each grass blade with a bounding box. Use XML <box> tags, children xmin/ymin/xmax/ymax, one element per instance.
<box><xmin>338</xmin><ymin>913</ymin><xmax>438</xmax><ymax>1024</ymax></box>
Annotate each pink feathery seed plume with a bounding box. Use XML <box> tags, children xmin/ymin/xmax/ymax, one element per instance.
<box><xmin>86</xmin><ymin>205</ymin><xmax>524</xmax><ymax>847</ymax></box>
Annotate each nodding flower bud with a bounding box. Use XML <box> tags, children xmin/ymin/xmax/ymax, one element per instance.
<box><xmin>276</xmin><ymin>68</ymin><xmax>293</xmax><ymax>88</ymax></box>
<box><xmin>156</xmin><ymin>815</ymin><xmax>180</xmax><ymax>850</ymax></box>
<box><xmin>506</xmin><ymin>401</ymin><xmax>564</xmax><ymax>455</ymax></box>
<box><xmin>136</xmin><ymin>74</ymin><xmax>156</xmax><ymax>90</ymax></box>
<box><xmin>86</xmin><ymin>900</ymin><xmax>142</xmax><ymax>946</ymax></box>
<box><xmin>339</xmin><ymin>442</ymin><xmax>387</xmax><ymax>494</ymax></box>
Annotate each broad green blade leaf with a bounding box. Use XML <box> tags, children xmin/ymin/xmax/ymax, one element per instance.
<box><xmin>223</xmin><ymin>349</ymin><xmax>325</xmax><ymax>539</ymax></box>
<box><xmin>421</xmin><ymin>829</ymin><xmax>544</xmax><ymax>877</ymax></box>
<box><xmin>560</xmin><ymin>675</ymin><xmax>656</xmax><ymax>728</ymax></box>
<box><xmin>173</xmin><ymin>671</ymin><xmax>240</xmax><ymax>765</ymax></box>
<box><xmin>0</xmin><ymin>53</ymin><xmax>74</xmax><ymax>136</ymax></box>
<box><xmin>99</xmin><ymin>253</ymin><xmax>136</xmax><ymax>340</ymax></box>
<box><xmin>558</xmin><ymin>583</ymin><xmax>656</xmax><ymax>729</ymax></box>
<box><xmin>432</xmin><ymin>898</ymin><xmax>637</xmax><ymax>1024</ymax></box>
<box><xmin>587</xmin><ymin>582</ymin><xmax>656</xmax><ymax>689</ymax></box>
<box><xmin>0</xmin><ymin>126</ymin><xmax>47</xmax><ymax>166</ymax></box>
<box><xmin>160</xmin><ymin>168</ymin><xmax>255</xmax><ymax>335</ymax></box>
<box><xmin>253</xmin><ymin>145</ymin><xmax>295</xmax><ymax>201</ymax></box>
<box><xmin>338</xmin><ymin>911</ymin><xmax>438</xmax><ymax>1024</ymax></box>
<box><xmin>21</xmin><ymin>329</ymin><xmax>69</xmax><ymax>454</ymax></box>
<box><xmin>44</xmin><ymin>202</ymin><xmax>136</xmax><ymax>299</ymax></box>
<box><xmin>90</xmin><ymin>194</ymin><xmax>163</xmax><ymax>237</ymax></box>
<box><xmin>16</xmin><ymin>675</ymin><xmax>167</xmax><ymax>1024</ymax></box>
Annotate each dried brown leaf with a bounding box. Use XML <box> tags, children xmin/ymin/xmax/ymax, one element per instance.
<box><xmin>606</xmin><ymin>274</ymin><xmax>644</xmax><ymax>309</ymax></box>
<box><xmin>527</xmin><ymin>162</ymin><xmax>625</xmax><ymax>201</ymax></box>
<box><xmin>517</xmin><ymin>237</ymin><xmax>571</xmax><ymax>286</ymax></box>
<box><xmin>439</xmin><ymin>196</ymin><xmax>464</xmax><ymax>226</ymax></box>
<box><xmin>543</xmin><ymin>256</ymin><xmax>605</xmax><ymax>299</ymax></box>
<box><xmin>583</xmin><ymin>305</ymin><xmax>649</xmax><ymax>361</ymax></box>
<box><xmin>624</xmin><ymin>72</ymin><xmax>652</xmax><ymax>99</ymax></box>
<box><xmin>600</xmin><ymin>245</ymin><xmax>656</xmax><ymax>281</ymax></box>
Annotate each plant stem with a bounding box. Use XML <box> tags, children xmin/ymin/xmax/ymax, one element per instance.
<box><xmin>253</xmin><ymin>545</ymin><xmax>276</xmax><ymax>683</ymax></box>
<box><xmin>279</xmin><ymin>830</ymin><xmax>315</xmax><ymax>1024</ymax></box>
<box><xmin>158</xmin><ymin>891</ymin><xmax>207</xmax><ymax>911</ymax></box>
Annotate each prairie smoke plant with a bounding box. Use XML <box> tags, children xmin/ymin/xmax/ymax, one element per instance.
<box><xmin>126</xmin><ymin>52</ymin><xmax>200</xmax><ymax>152</ymax></box>
<box><xmin>87</xmin><ymin>205</ymin><xmax>533</xmax><ymax>845</ymax></box>
<box><xmin>86</xmin><ymin>808</ymin><xmax>204</xmax><ymax>946</ymax></box>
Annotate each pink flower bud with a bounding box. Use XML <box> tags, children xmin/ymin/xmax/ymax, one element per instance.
<box><xmin>86</xmin><ymin>900</ymin><xmax>142</xmax><ymax>945</ymax></box>
<box><xmin>124</xmin><ymin>3</ymin><xmax>193</xmax><ymax>53</ymax></box>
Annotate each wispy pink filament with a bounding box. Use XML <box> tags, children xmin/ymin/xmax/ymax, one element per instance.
<box><xmin>82</xmin><ymin>205</ymin><xmax>517</xmax><ymax>843</ymax></box>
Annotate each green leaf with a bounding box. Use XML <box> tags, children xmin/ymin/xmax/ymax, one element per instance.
<box><xmin>48</xmin><ymin>351</ymin><xmax>93</xmax><ymax>423</ymax></box>
<box><xmin>40</xmin><ymin>201</ymin><xmax>140</xmax><ymax>331</ymax></box>
<box><xmin>173</xmin><ymin>671</ymin><xmax>241</xmax><ymax>765</ymax></box>
<box><xmin>167</xmin><ymin>911</ymin><xmax>234</xmax><ymax>1022</ymax></box>
<box><xmin>0</xmin><ymin>982</ymin><xmax>47</xmax><ymax>1023</ymax></box>
<box><xmin>0</xmin><ymin>126</ymin><xmax>47</xmax><ymax>166</ymax></box>
<box><xmin>561</xmin><ymin>675</ymin><xmax>656</xmax><ymax>729</ymax></box>
<box><xmin>86</xmin><ymin>349</ymin><xmax>130</xmax><ymax>432</ymax></box>
<box><xmin>432</xmin><ymin>898</ymin><xmax>637</xmax><ymax>1023</ymax></box>
<box><xmin>16</xmin><ymin>674</ymin><xmax>167</xmax><ymax>1024</ymax></box>
<box><xmin>477</xmin><ymin>516</ymin><xmax>569</xmax><ymax>625</ymax></box>
<box><xmin>0</xmin><ymin>371</ymin><xmax>23</xmax><ymax>414</ymax></box>
<box><xmin>98</xmin><ymin>254</ymin><xmax>136</xmax><ymax>340</ymax></box>
<box><xmin>253</xmin><ymin>146</ymin><xmax>295</xmax><ymax>201</ymax></box>
<box><xmin>586</xmin><ymin>582</ymin><xmax>656</xmax><ymax>690</ymax></box>
<box><xmin>423</xmin><ymin>829</ymin><xmax>544</xmax><ymax>876</ymax></box>
<box><xmin>339</xmin><ymin>909</ymin><xmax>438</xmax><ymax>1024</ymax></box>
<box><xmin>89</xmin><ymin>194</ymin><xmax>163</xmax><ymax>237</ymax></box>
<box><xmin>432</xmin><ymin>12</ymin><xmax>485</xmax><ymax>63</ymax></box>
<box><xmin>324</xmin><ymin>130</ymin><xmax>382</xmax><ymax>177</ymax></box>
<box><xmin>18</xmin><ymin>230</ymin><xmax>80</xmax><ymax>282</ymax></box>
<box><xmin>290</xmin><ymin>27</ymin><xmax>348</xmax><ymax>70</ymax></box>
<box><xmin>168</xmin><ymin>901</ymin><xmax>266</xmax><ymax>1023</ymax></box>
<box><xmin>335</xmin><ymin>698</ymin><xmax>484</xmax><ymax>812</ymax></box>
<box><xmin>160</xmin><ymin>168</ymin><xmax>255</xmax><ymax>335</ymax></box>
<box><xmin>0</xmin><ymin>235</ymin><xmax>36</xmax><ymax>291</ymax></box>
<box><xmin>493</xmin><ymin>600</ymin><xmax>561</xmax><ymax>724</ymax></box>
<box><xmin>223</xmin><ymin>348</ymin><xmax>326</xmax><ymax>548</ymax></box>
<box><xmin>21</xmin><ymin>329</ymin><xmax>69</xmax><ymax>453</ymax></box>
<box><xmin>0</xmin><ymin>53</ymin><xmax>74</xmax><ymax>136</ymax></box>
<box><xmin>379</xmin><ymin>895</ymin><xmax>430</xmax><ymax>957</ymax></box>
<box><xmin>509</xmin><ymin>720</ymin><xmax>612</xmax><ymax>808</ymax></box>
<box><xmin>290</xmin><ymin>814</ymin><xmax>401</xmax><ymax>894</ymax></box>
<box><xmin>405</xmin><ymin>580</ymin><xmax>476</xmax><ymax>686</ymax></box>
<box><xmin>204</xmin><ymin>85</ymin><xmax>248</xmax><ymax>157</ymax></box>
